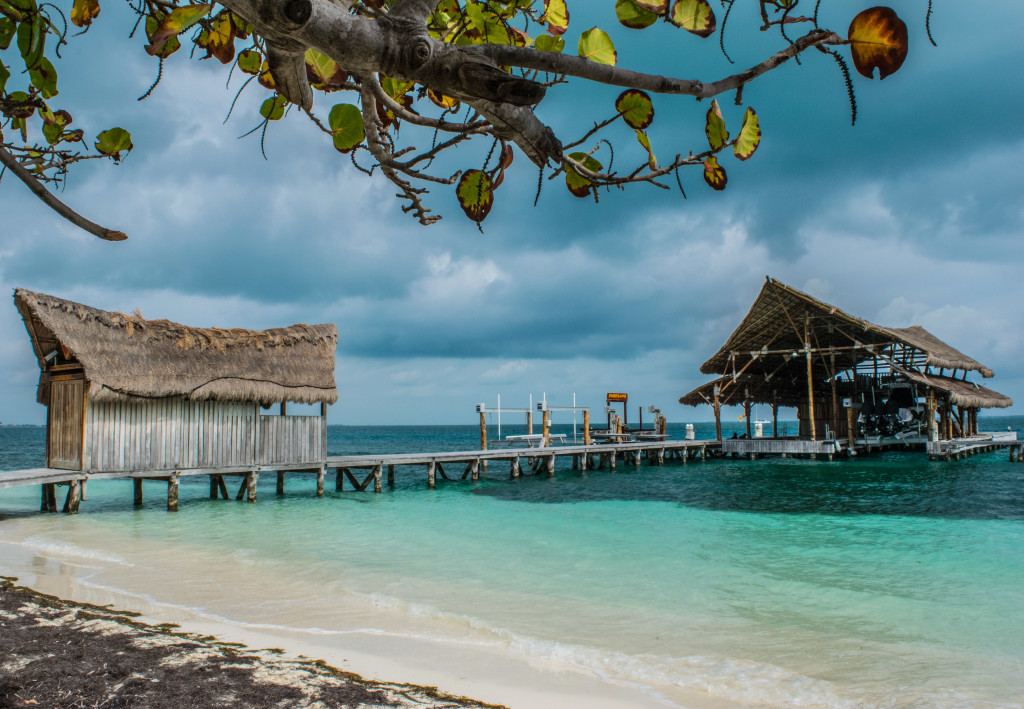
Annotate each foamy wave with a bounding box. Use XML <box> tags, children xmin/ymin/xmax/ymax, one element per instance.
<box><xmin>22</xmin><ymin>536</ymin><xmax>134</xmax><ymax>566</ymax></box>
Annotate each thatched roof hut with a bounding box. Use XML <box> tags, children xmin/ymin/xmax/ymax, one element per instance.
<box><xmin>15</xmin><ymin>288</ymin><xmax>338</xmax><ymax>406</ymax></box>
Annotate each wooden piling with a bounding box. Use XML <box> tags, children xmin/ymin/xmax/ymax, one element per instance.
<box><xmin>805</xmin><ymin>315</ymin><xmax>817</xmax><ymax>442</ymax></box>
<box><xmin>510</xmin><ymin>456</ymin><xmax>521</xmax><ymax>479</ymax></box>
<box><xmin>277</xmin><ymin>471</ymin><xmax>285</xmax><ymax>495</ymax></box>
<box><xmin>542</xmin><ymin>410</ymin><xmax>550</xmax><ymax>447</ymax></box>
<box><xmin>373</xmin><ymin>464</ymin><xmax>382</xmax><ymax>493</ymax></box>
<box><xmin>480</xmin><ymin>411</ymin><xmax>488</xmax><ymax>452</ymax></box>
<box><xmin>657</xmin><ymin>448</ymin><xmax>665</xmax><ymax>466</ymax></box>
<box><xmin>609</xmin><ymin>450</ymin><xmax>617</xmax><ymax>471</ymax></box>
<box><xmin>133</xmin><ymin>478</ymin><xmax>143</xmax><ymax>507</ymax></box>
<box><xmin>316</xmin><ymin>468</ymin><xmax>325</xmax><ymax>497</ymax></box>
<box><xmin>210</xmin><ymin>475</ymin><xmax>219</xmax><ymax>498</ymax></box>
<box><xmin>65</xmin><ymin>480</ymin><xmax>81</xmax><ymax>514</ymax></box>
<box><xmin>246</xmin><ymin>471</ymin><xmax>258</xmax><ymax>503</ymax></box>
<box><xmin>546</xmin><ymin>454</ymin><xmax>555</xmax><ymax>478</ymax></box>
<box><xmin>167</xmin><ymin>473</ymin><xmax>179</xmax><ymax>512</ymax></box>
<box><xmin>471</xmin><ymin>459</ymin><xmax>480</xmax><ymax>482</ymax></box>
<box><xmin>336</xmin><ymin>468</ymin><xmax>345</xmax><ymax>491</ymax></box>
<box><xmin>427</xmin><ymin>461</ymin><xmax>436</xmax><ymax>488</ymax></box>
<box><xmin>80</xmin><ymin>479</ymin><xmax>87</xmax><ymax>502</ymax></box>
<box><xmin>217</xmin><ymin>475</ymin><xmax>229</xmax><ymax>500</ymax></box>
<box><xmin>526</xmin><ymin>410</ymin><xmax>533</xmax><ymax>435</ymax></box>
<box><xmin>387</xmin><ymin>464</ymin><xmax>395</xmax><ymax>488</ymax></box>
<box><xmin>583</xmin><ymin>410</ymin><xmax>590</xmax><ymax>445</ymax></box>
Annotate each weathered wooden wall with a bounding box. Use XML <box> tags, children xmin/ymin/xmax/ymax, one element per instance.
<box><xmin>256</xmin><ymin>415</ymin><xmax>326</xmax><ymax>466</ymax></box>
<box><xmin>48</xmin><ymin>378</ymin><xmax>84</xmax><ymax>470</ymax></box>
<box><xmin>83</xmin><ymin>400</ymin><xmax>259</xmax><ymax>472</ymax></box>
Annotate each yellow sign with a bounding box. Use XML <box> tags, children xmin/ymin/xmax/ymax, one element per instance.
<box><xmin>606</xmin><ymin>393</ymin><xmax>628</xmax><ymax>403</ymax></box>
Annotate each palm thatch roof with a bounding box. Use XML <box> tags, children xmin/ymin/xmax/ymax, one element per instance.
<box><xmin>15</xmin><ymin>288</ymin><xmax>338</xmax><ymax>406</ymax></box>
<box><xmin>700</xmin><ymin>278</ymin><xmax>994</xmax><ymax>378</ymax></box>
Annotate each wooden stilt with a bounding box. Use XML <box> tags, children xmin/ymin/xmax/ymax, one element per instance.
<box><xmin>337</xmin><ymin>468</ymin><xmax>346</xmax><ymax>491</ymax></box>
<box><xmin>572</xmin><ymin>454</ymin><xmax>579</xmax><ymax>470</ymax></box>
<box><xmin>510</xmin><ymin>457</ymin><xmax>520</xmax><ymax>479</ymax></box>
<box><xmin>581</xmin><ymin>451</ymin><xmax>588</xmax><ymax>471</ymax></box>
<box><xmin>436</xmin><ymin>462</ymin><xmax>449</xmax><ymax>480</ymax></box>
<box><xmin>546</xmin><ymin>454</ymin><xmax>555</xmax><ymax>478</ymax></box>
<box><xmin>210</xmin><ymin>475</ymin><xmax>219</xmax><ymax>498</ymax></box>
<box><xmin>373</xmin><ymin>464</ymin><xmax>383</xmax><ymax>493</ymax></box>
<box><xmin>316</xmin><ymin>468</ymin><xmax>325</xmax><ymax>497</ymax></box>
<box><xmin>583</xmin><ymin>410</ymin><xmax>590</xmax><ymax>445</ymax></box>
<box><xmin>236</xmin><ymin>477</ymin><xmax>247</xmax><ymax>500</ymax></box>
<box><xmin>277</xmin><ymin>471</ymin><xmax>285</xmax><ymax>495</ymax></box>
<box><xmin>471</xmin><ymin>459</ymin><xmax>480</xmax><ymax>482</ymax></box>
<box><xmin>167</xmin><ymin>474</ymin><xmax>179</xmax><ymax>512</ymax></box>
<box><xmin>246</xmin><ymin>471</ymin><xmax>258</xmax><ymax>503</ymax></box>
<box><xmin>65</xmin><ymin>480</ymin><xmax>81</xmax><ymax>514</ymax></box>
<box><xmin>387</xmin><ymin>464</ymin><xmax>395</xmax><ymax>488</ymax></box>
<box><xmin>428</xmin><ymin>461</ymin><xmax>436</xmax><ymax>488</ymax></box>
<box><xmin>713</xmin><ymin>387</ymin><xmax>722</xmax><ymax>441</ymax></box>
<box><xmin>657</xmin><ymin>448</ymin><xmax>665</xmax><ymax>466</ymax></box>
<box><xmin>134</xmin><ymin>478</ymin><xmax>143</xmax><ymax>507</ymax></box>
<box><xmin>80</xmin><ymin>479</ymin><xmax>87</xmax><ymax>502</ymax></box>
<box><xmin>609</xmin><ymin>450</ymin><xmax>617</xmax><ymax>471</ymax></box>
<box><xmin>597</xmin><ymin>453</ymin><xmax>606</xmax><ymax>471</ymax></box>
<box><xmin>217</xmin><ymin>475</ymin><xmax>229</xmax><ymax>500</ymax></box>
<box><xmin>634</xmin><ymin>450</ymin><xmax>641</xmax><ymax>467</ymax></box>
<box><xmin>805</xmin><ymin>314</ymin><xmax>817</xmax><ymax>442</ymax></box>
<box><xmin>542</xmin><ymin>409</ymin><xmax>550</xmax><ymax>448</ymax></box>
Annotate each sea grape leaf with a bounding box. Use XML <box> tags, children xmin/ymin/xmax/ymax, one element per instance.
<box><xmin>615</xmin><ymin>89</ymin><xmax>654</xmax><ymax>130</ymax></box>
<box><xmin>237</xmin><ymin>48</ymin><xmax>261</xmax><ymax>75</ymax></box>
<box><xmin>305</xmin><ymin>48</ymin><xmax>347</xmax><ymax>88</ymax></box>
<box><xmin>195</xmin><ymin>10</ymin><xmax>235</xmax><ymax>64</ymax></box>
<box><xmin>540</xmin><ymin>0</ymin><xmax>568</xmax><ymax>36</ymax></box>
<box><xmin>636</xmin><ymin>0</ymin><xmax>668</xmax><ymax>13</ymax></box>
<box><xmin>259</xmin><ymin>94</ymin><xmax>287</xmax><ymax>121</ymax></box>
<box><xmin>615</xmin><ymin>0</ymin><xmax>658</xmax><ymax>30</ymax></box>
<box><xmin>0</xmin><ymin>17</ymin><xmax>14</xmax><ymax>49</ymax></box>
<box><xmin>578</xmin><ymin>27</ymin><xmax>616</xmax><ymax>66</ymax></box>
<box><xmin>428</xmin><ymin>90</ymin><xmax>459</xmax><ymax>111</ymax></box>
<box><xmin>703</xmin><ymin>156</ymin><xmax>726</xmax><ymax>190</ymax></box>
<box><xmin>258</xmin><ymin>59</ymin><xmax>275</xmax><ymax>90</ymax></box>
<box><xmin>565</xmin><ymin>151</ymin><xmax>603</xmax><ymax>198</ymax></box>
<box><xmin>147</xmin><ymin>4</ymin><xmax>212</xmax><ymax>50</ymax></box>
<box><xmin>733</xmin><ymin>107</ymin><xmax>760</xmax><ymax>161</ymax></box>
<box><xmin>41</xmin><ymin>108</ymin><xmax>67</xmax><ymax>144</ymax></box>
<box><xmin>380</xmin><ymin>76</ymin><xmax>413</xmax><ymax>101</ymax></box>
<box><xmin>328</xmin><ymin>103</ymin><xmax>364</xmax><ymax>152</ymax></box>
<box><xmin>704</xmin><ymin>99</ymin><xmax>728</xmax><ymax>149</ymax></box>
<box><xmin>28</xmin><ymin>55</ymin><xmax>56</xmax><ymax>98</ymax></box>
<box><xmin>94</xmin><ymin>127</ymin><xmax>133</xmax><ymax>162</ymax></box>
<box><xmin>16</xmin><ymin>15</ymin><xmax>45</xmax><ymax>69</ymax></box>
<box><xmin>144</xmin><ymin>14</ymin><xmax>181</xmax><ymax>58</ymax></box>
<box><xmin>69</xmin><ymin>0</ymin><xmax>99</xmax><ymax>27</ymax></box>
<box><xmin>848</xmin><ymin>7</ymin><xmax>908</xmax><ymax>80</ymax></box>
<box><xmin>0</xmin><ymin>62</ymin><xmax>9</xmax><ymax>94</ymax></box>
<box><xmin>635</xmin><ymin>129</ymin><xmax>657</xmax><ymax>169</ymax></box>
<box><xmin>457</xmin><ymin>169</ymin><xmax>494</xmax><ymax>223</ymax></box>
<box><xmin>534</xmin><ymin>33</ymin><xmax>565</xmax><ymax>52</ymax></box>
<box><xmin>669</xmin><ymin>0</ymin><xmax>716</xmax><ymax>38</ymax></box>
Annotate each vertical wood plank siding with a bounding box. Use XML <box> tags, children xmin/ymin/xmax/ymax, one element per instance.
<box><xmin>256</xmin><ymin>416</ymin><xmax>326</xmax><ymax>466</ymax></box>
<box><xmin>84</xmin><ymin>399</ymin><xmax>271</xmax><ymax>473</ymax></box>
<box><xmin>48</xmin><ymin>379</ymin><xmax>85</xmax><ymax>470</ymax></box>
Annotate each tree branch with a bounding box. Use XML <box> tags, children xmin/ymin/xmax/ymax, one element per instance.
<box><xmin>0</xmin><ymin>145</ymin><xmax>127</xmax><ymax>241</ymax></box>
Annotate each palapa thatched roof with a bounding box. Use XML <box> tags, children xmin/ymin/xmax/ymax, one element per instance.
<box><xmin>700</xmin><ymin>278</ymin><xmax>994</xmax><ymax>378</ymax></box>
<box><xmin>681</xmin><ymin>278</ymin><xmax>1010</xmax><ymax>410</ymax></box>
<box><xmin>15</xmin><ymin>288</ymin><xmax>338</xmax><ymax>406</ymax></box>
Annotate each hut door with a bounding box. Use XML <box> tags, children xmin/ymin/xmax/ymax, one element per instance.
<box><xmin>48</xmin><ymin>378</ymin><xmax>85</xmax><ymax>470</ymax></box>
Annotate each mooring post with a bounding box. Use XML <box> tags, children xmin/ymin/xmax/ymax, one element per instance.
<box><xmin>167</xmin><ymin>473</ymin><xmax>179</xmax><ymax>512</ymax></box>
<box><xmin>427</xmin><ymin>461</ymin><xmax>436</xmax><ymax>488</ymax></box>
<box><xmin>634</xmin><ymin>450</ymin><xmax>641</xmax><ymax>468</ymax></box>
<box><xmin>277</xmin><ymin>471</ymin><xmax>285</xmax><ymax>495</ymax></box>
<box><xmin>373</xmin><ymin>464</ymin><xmax>383</xmax><ymax>493</ymax></box>
<box><xmin>510</xmin><ymin>457</ymin><xmax>520</xmax><ymax>479</ymax></box>
<box><xmin>542</xmin><ymin>410</ymin><xmax>550</xmax><ymax>447</ymax></box>
<box><xmin>133</xmin><ymin>478</ymin><xmax>143</xmax><ymax>507</ymax></box>
<box><xmin>580</xmin><ymin>452</ymin><xmax>588</xmax><ymax>472</ymax></box>
<box><xmin>246</xmin><ymin>471</ymin><xmax>258</xmax><ymax>503</ymax></box>
<box><xmin>316</xmin><ymin>468</ymin><xmax>325</xmax><ymax>497</ymax></box>
<box><xmin>657</xmin><ymin>448</ymin><xmax>665</xmax><ymax>466</ymax></box>
<box><xmin>583</xmin><ymin>410</ymin><xmax>591</xmax><ymax>445</ymax></box>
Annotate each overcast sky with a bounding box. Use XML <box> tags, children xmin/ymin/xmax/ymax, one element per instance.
<box><xmin>2</xmin><ymin>2</ymin><xmax>1022</xmax><ymax>426</ymax></box>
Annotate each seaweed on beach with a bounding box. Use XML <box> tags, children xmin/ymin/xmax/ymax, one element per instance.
<box><xmin>0</xmin><ymin>577</ymin><xmax>504</xmax><ymax>709</ymax></box>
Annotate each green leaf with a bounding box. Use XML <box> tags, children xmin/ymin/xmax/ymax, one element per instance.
<box><xmin>540</xmin><ymin>0</ymin><xmax>568</xmax><ymax>36</ymax></box>
<box><xmin>94</xmin><ymin>127</ymin><xmax>133</xmax><ymax>162</ymax></box>
<box><xmin>578</xmin><ymin>27</ymin><xmax>616</xmax><ymax>66</ymax></box>
<box><xmin>456</xmin><ymin>169</ymin><xmax>494</xmax><ymax>223</ymax></box>
<box><xmin>0</xmin><ymin>62</ymin><xmax>9</xmax><ymax>94</ymax></box>
<box><xmin>615</xmin><ymin>0</ymin><xmax>658</xmax><ymax>30</ymax></box>
<box><xmin>28</xmin><ymin>56</ymin><xmax>57</xmax><ymax>98</ymax></box>
<box><xmin>733</xmin><ymin>107</ymin><xmax>760</xmax><ymax>160</ymax></box>
<box><xmin>147</xmin><ymin>4</ymin><xmax>212</xmax><ymax>51</ymax></box>
<box><xmin>615</xmin><ymin>89</ymin><xmax>654</xmax><ymax>130</ymax></box>
<box><xmin>704</xmin><ymin>98</ymin><xmax>728</xmax><ymax>150</ymax></box>
<box><xmin>565</xmin><ymin>150</ymin><xmax>603</xmax><ymax>198</ymax></box>
<box><xmin>0</xmin><ymin>17</ymin><xmax>15</xmax><ymax>48</ymax></box>
<box><xmin>380</xmin><ymin>76</ymin><xmax>413</xmax><ymax>101</ymax></box>
<box><xmin>635</xmin><ymin>129</ymin><xmax>657</xmax><ymax>169</ymax></box>
<box><xmin>305</xmin><ymin>48</ymin><xmax>346</xmax><ymax>88</ymax></box>
<box><xmin>328</xmin><ymin>103</ymin><xmax>364</xmax><ymax>152</ymax></box>
<box><xmin>17</xmin><ymin>15</ymin><xmax>46</xmax><ymax>69</ymax></box>
<box><xmin>702</xmin><ymin>156</ymin><xmax>726</xmax><ymax>190</ymax></box>
<box><xmin>534</xmin><ymin>33</ymin><xmax>564</xmax><ymax>52</ymax></box>
<box><xmin>669</xmin><ymin>0</ymin><xmax>716</xmax><ymax>38</ymax></box>
<box><xmin>70</xmin><ymin>0</ymin><xmax>100</xmax><ymax>27</ymax></box>
<box><xmin>259</xmin><ymin>94</ymin><xmax>287</xmax><ymax>121</ymax></box>
<box><xmin>237</xmin><ymin>49</ymin><xmax>261</xmax><ymax>75</ymax></box>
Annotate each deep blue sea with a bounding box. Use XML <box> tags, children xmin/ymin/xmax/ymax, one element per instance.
<box><xmin>2</xmin><ymin>419</ymin><xmax>1023</xmax><ymax>708</ymax></box>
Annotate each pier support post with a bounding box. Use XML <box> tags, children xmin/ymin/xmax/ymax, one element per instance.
<box><xmin>277</xmin><ymin>472</ymin><xmax>285</xmax><ymax>495</ymax></box>
<box><xmin>246</xmin><ymin>471</ymin><xmax>258</xmax><ymax>503</ymax></box>
<box><xmin>81</xmin><ymin>479</ymin><xmax>87</xmax><ymax>502</ymax></box>
<box><xmin>580</xmin><ymin>452</ymin><xmax>588</xmax><ymax>472</ymax></box>
<box><xmin>471</xmin><ymin>459</ymin><xmax>480</xmax><ymax>482</ymax></box>
<box><xmin>210</xmin><ymin>476</ymin><xmax>219</xmax><ymax>498</ymax></box>
<box><xmin>609</xmin><ymin>450</ymin><xmax>617</xmax><ymax>471</ymax></box>
<box><xmin>510</xmin><ymin>457</ymin><xmax>520</xmax><ymax>479</ymax></box>
<box><xmin>133</xmin><ymin>478</ymin><xmax>143</xmax><ymax>507</ymax></box>
<box><xmin>217</xmin><ymin>476</ymin><xmax>229</xmax><ymax>500</ymax></box>
<box><xmin>387</xmin><ymin>464</ymin><xmax>395</xmax><ymax>488</ymax></box>
<box><xmin>316</xmin><ymin>468</ymin><xmax>325</xmax><ymax>497</ymax></box>
<box><xmin>657</xmin><ymin>449</ymin><xmax>665</xmax><ymax>466</ymax></box>
<box><xmin>572</xmin><ymin>454</ymin><xmax>579</xmax><ymax>471</ymax></box>
<box><xmin>542</xmin><ymin>410</ymin><xmax>550</xmax><ymax>448</ymax></box>
<box><xmin>167</xmin><ymin>474</ymin><xmax>179</xmax><ymax>512</ymax></box>
<box><xmin>336</xmin><ymin>468</ymin><xmax>345</xmax><ymax>491</ymax></box>
<box><xmin>546</xmin><ymin>454</ymin><xmax>556</xmax><ymax>478</ymax></box>
<box><xmin>373</xmin><ymin>464</ymin><xmax>383</xmax><ymax>493</ymax></box>
<box><xmin>428</xmin><ymin>461</ymin><xmax>436</xmax><ymax>488</ymax></box>
<box><xmin>63</xmin><ymin>480</ymin><xmax>81</xmax><ymax>514</ymax></box>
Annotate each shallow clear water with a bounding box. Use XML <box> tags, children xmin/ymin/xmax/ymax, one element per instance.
<box><xmin>2</xmin><ymin>419</ymin><xmax>1023</xmax><ymax>707</ymax></box>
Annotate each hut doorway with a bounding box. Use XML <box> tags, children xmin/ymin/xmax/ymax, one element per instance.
<box><xmin>48</xmin><ymin>376</ymin><xmax>85</xmax><ymax>470</ymax></box>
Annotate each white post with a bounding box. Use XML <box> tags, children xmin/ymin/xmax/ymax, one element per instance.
<box><xmin>497</xmin><ymin>394</ymin><xmax>501</xmax><ymax>440</ymax></box>
<box><xmin>573</xmin><ymin>393</ymin><xmax>577</xmax><ymax>442</ymax></box>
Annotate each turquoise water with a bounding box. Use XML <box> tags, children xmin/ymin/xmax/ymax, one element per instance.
<box><xmin>1</xmin><ymin>420</ymin><xmax>1023</xmax><ymax>707</ymax></box>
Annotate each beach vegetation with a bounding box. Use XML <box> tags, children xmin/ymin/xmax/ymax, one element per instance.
<box><xmin>0</xmin><ymin>0</ymin><xmax>914</xmax><ymax>237</ymax></box>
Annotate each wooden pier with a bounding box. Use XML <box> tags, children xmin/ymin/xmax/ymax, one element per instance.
<box><xmin>0</xmin><ymin>439</ymin><xmax>719</xmax><ymax>514</ymax></box>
